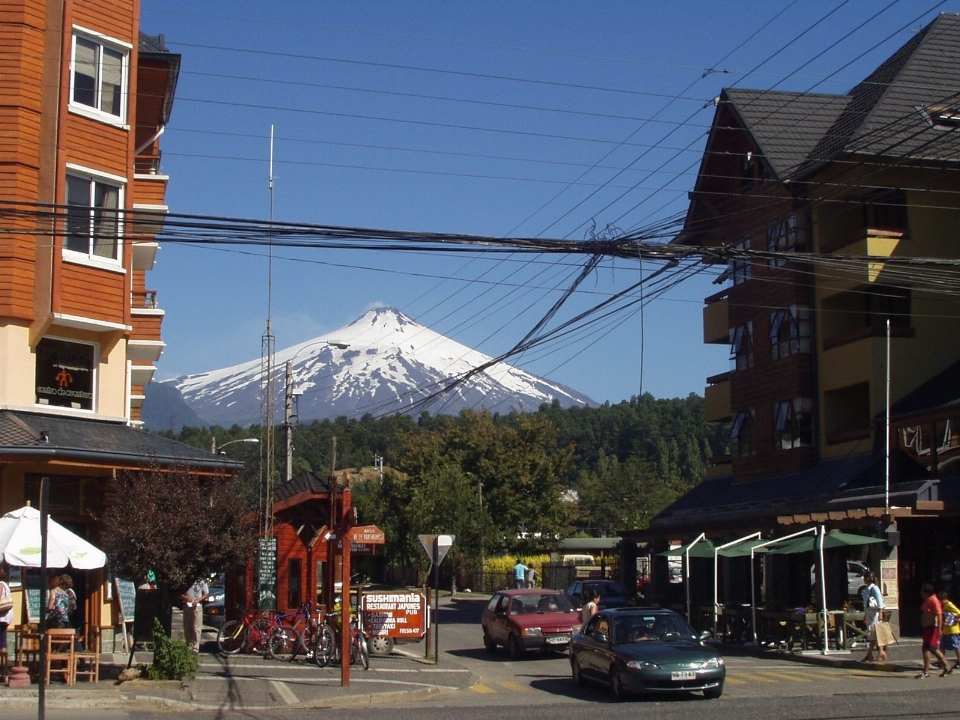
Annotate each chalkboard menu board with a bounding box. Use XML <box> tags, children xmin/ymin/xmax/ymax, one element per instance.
<box><xmin>26</xmin><ymin>587</ymin><xmax>42</xmax><ymax>623</ymax></box>
<box><xmin>115</xmin><ymin>578</ymin><xmax>137</xmax><ymax>623</ymax></box>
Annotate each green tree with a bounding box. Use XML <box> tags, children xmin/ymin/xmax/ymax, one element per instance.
<box><xmin>102</xmin><ymin>465</ymin><xmax>258</xmax><ymax>590</ymax></box>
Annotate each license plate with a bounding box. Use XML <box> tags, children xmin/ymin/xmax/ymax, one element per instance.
<box><xmin>547</xmin><ymin>635</ymin><xmax>570</xmax><ymax>644</ymax></box>
<box><xmin>671</xmin><ymin>671</ymin><xmax>697</xmax><ymax>681</ymax></box>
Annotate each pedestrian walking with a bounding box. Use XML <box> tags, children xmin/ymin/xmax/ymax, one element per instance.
<box><xmin>917</xmin><ymin>583</ymin><xmax>949</xmax><ymax>679</ymax></box>
<box><xmin>181</xmin><ymin>577</ymin><xmax>210</xmax><ymax>652</ymax></box>
<box><xmin>525</xmin><ymin>565</ymin><xmax>537</xmax><ymax>589</ymax></box>
<box><xmin>581</xmin><ymin>589</ymin><xmax>599</xmax><ymax>625</ymax></box>
<box><xmin>513</xmin><ymin>559</ymin><xmax>528</xmax><ymax>589</ymax></box>
<box><xmin>938</xmin><ymin>590</ymin><xmax>960</xmax><ymax>675</ymax></box>
<box><xmin>860</xmin><ymin>571</ymin><xmax>887</xmax><ymax>662</ymax></box>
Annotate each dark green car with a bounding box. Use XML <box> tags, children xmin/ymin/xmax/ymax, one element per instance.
<box><xmin>570</xmin><ymin>608</ymin><xmax>725</xmax><ymax>701</ymax></box>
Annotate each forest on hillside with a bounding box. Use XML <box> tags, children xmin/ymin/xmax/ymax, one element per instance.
<box><xmin>170</xmin><ymin>393</ymin><xmax>728</xmax><ymax>576</ymax></box>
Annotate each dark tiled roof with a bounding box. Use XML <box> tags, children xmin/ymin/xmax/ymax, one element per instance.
<box><xmin>273</xmin><ymin>471</ymin><xmax>333</xmax><ymax>503</ymax></box>
<box><xmin>726</xmin><ymin>14</ymin><xmax>960</xmax><ymax>183</ymax></box>
<box><xmin>0</xmin><ymin>411</ymin><xmax>240</xmax><ymax>470</ymax></box>
<box><xmin>139</xmin><ymin>32</ymin><xmax>171</xmax><ymax>54</ymax></box>
<box><xmin>888</xmin><ymin>358</ymin><xmax>960</xmax><ymax>420</ymax></box>
<box><xmin>648</xmin><ymin>454</ymin><xmax>931</xmax><ymax>532</ymax></box>
<box><xmin>724</xmin><ymin>89</ymin><xmax>849</xmax><ymax>181</ymax></box>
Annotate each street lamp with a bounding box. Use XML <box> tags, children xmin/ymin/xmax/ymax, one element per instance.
<box><xmin>211</xmin><ymin>437</ymin><xmax>259</xmax><ymax>454</ymax></box>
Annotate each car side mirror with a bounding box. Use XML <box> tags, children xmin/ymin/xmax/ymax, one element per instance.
<box><xmin>595</xmin><ymin>632</ymin><xmax>608</xmax><ymax>643</ymax></box>
<box><xmin>699</xmin><ymin>630</ymin><xmax>712</xmax><ymax>641</ymax></box>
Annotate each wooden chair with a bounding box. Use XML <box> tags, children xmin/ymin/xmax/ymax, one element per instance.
<box><xmin>73</xmin><ymin>627</ymin><xmax>100</xmax><ymax>683</ymax></box>
<box><xmin>45</xmin><ymin>628</ymin><xmax>76</xmax><ymax>685</ymax></box>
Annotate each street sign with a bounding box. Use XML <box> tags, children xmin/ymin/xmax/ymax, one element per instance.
<box><xmin>361</xmin><ymin>591</ymin><xmax>427</xmax><ymax>639</ymax></box>
<box><xmin>419</xmin><ymin>534</ymin><xmax>454</xmax><ymax>564</ymax></box>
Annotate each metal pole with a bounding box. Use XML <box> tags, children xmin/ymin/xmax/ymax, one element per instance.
<box><xmin>478</xmin><ymin>482</ymin><xmax>485</xmax><ymax>594</ymax></box>
<box><xmin>285</xmin><ymin>360</ymin><xmax>293</xmax><ymax>483</ymax></box>
<box><xmin>433</xmin><ymin>537</ymin><xmax>440</xmax><ymax>665</ymax></box>
<box><xmin>885</xmin><ymin>318</ymin><xmax>891</xmax><ymax>514</ymax></box>
<box><xmin>818</xmin><ymin>526</ymin><xmax>829</xmax><ymax>654</ymax></box>
<box><xmin>38</xmin><ymin>476</ymin><xmax>49</xmax><ymax>720</ymax></box>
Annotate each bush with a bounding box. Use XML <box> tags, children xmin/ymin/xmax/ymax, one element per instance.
<box><xmin>148</xmin><ymin>618</ymin><xmax>198</xmax><ymax>681</ymax></box>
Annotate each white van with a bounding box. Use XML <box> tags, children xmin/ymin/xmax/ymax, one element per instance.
<box><xmin>561</xmin><ymin>554</ymin><xmax>595</xmax><ymax>567</ymax></box>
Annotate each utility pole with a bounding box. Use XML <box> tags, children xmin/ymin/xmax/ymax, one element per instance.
<box><xmin>373</xmin><ymin>453</ymin><xmax>383</xmax><ymax>481</ymax></box>
<box><xmin>285</xmin><ymin>360</ymin><xmax>293</xmax><ymax>483</ymax></box>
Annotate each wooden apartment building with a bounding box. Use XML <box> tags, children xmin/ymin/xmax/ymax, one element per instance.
<box><xmin>0</xmin><ymin>0</ymin><xmax>238</xmax><ymax>647</ymax></box>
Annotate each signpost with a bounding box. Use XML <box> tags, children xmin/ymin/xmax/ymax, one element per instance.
<box><xmin>256</xmin><ymin>537</ymin><xmax>277</xmax><ymax>609</ymax></box>
<box><xmin>419</xmin><ymin>534</ymin><xmax>454</xmax><ymax>665</ymax></box>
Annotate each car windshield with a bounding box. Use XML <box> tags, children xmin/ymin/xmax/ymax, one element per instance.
<box><xmin>510</xmin><ymin>593</ymin><xmax>575</xmax><ymax>614</ymax></box>
<box><xmin>614</xmin><ymin>614</ymin><xmax>697</xmax><ymax>643</ymax></box>
<box><xmin>590</xmin><ymin>581</ymin><xmax>627</xmax><ymax>597</ymax></box>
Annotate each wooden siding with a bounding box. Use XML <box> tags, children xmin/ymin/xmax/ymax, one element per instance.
<box><xmin>129</xmin><ymin>313</ymin><xmax>162</xmax><ymax>340</ymax></box>
<box><xmin>62</xmin><ymin>120</ymin><xmax>129</xmax><ymax>178</ymax></box>
<box><xmin>71</xmin><ymin>1</ymin><xmax>136</xmax><ymax>45</ymax></box>
<box><xmin>131</xmin><ymin>176</ymin><xmax>168</xmax><ymax>206</ymax></box>
<box><xmin>58</xmin><ymin>262</ymin><xmax>125</xmax><ymax>321</ymax></box>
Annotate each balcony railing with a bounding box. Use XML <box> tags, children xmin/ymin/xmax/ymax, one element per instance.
<box><xmin>131</xmin><ymin>290</ymin><xmax>158</xmax><ymax>309</ymax></box>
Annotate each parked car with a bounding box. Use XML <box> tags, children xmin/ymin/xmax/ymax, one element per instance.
<box><xmin>202</xmin><ymin>598</ymin><xmax>226</xmax><ymax>628</ymax></box>
<box><xmin>847</xmin><ymin>561</ymin><xmax>869</xmax><ymax>596</ymax></box>
<box><xmin>566</xmin><ymin>579</ymin><xmax>632</xmax><ymax>610</ymax></box>
<box><xmin>481</xmin><ymin>589</ymin><xmax>580</xmax><ymax>659</ymax></box>
<box><xmin>570</xmin><ymin>608</ymin><xmax>725</xmax><ymax>701</ymax></box>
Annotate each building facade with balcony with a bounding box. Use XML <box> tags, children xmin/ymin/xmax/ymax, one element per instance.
<box><xmin>0</xmin><ymin>0</ymin><xmax>236</xmax><ymax>647</ymax></box>
<box><xmin>646</xmin><ymin>13</ymin><xmax>960</xmax><ymax>633</ymax></box>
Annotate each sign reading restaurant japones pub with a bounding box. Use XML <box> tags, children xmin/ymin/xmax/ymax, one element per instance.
<box><xmin>35</xmin><ymin>338</ymin><xmax>94</xmax><ymax>410</ymax></box>
<box><xmin>361</xmin><ymin>591</ymin><xmax>427</xmax><ymax>640</ymax></box>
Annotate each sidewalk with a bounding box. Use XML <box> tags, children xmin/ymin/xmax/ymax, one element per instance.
<box><xmin>718</xmin><ymin>634</ymin><xmax>931</xmax><ymax>674</ymax></box>
<box><xmin>1</xmin><ymin>610</ymin><xmax>473</xmax><ymax>711</ymax></box>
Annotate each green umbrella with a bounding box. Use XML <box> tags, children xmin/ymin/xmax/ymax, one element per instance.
<box><xmin>717</xmin><ymin>538</ymin><xmax>770</xmax><ymax>558</ymax></box>
<box><xmin>765</xmin><ymin>529</ymin><xmax>884</xmax><ymax>555</ymax></box>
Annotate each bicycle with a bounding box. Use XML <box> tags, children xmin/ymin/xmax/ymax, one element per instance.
<box><xmin>216</xmin><ymin>607</ymin><xmax>276</xmax><ymax>655</ymax></box>
<box><xmin>313</xmin><ymin>608</ymin><xmax>368</xmax><ymax>670</ymax></box>
<box><xmin>266</xmin><ymin>602</ymin><xmax>318</xmax><ymax>661</ymax></box>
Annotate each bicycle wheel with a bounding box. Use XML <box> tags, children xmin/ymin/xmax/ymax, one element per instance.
<box><xmin>248</xmin><ymin>618</ymin><xmax>274</xmax><ymax>655</ymax></box>
<box><xmin>217</xmin><ymin>620</ymin><xmax>246</xmax><ymax>655</ymax></box>
<box><xmin>268</xmin><ymin>626</ymin><xmax>301</xmax><ymax>661</ymax></box>
<box><xmin>357</xmin><ymin>633</ymin><xmax>369</xmax><ymax>670</ymax></box>
<box><xmin>314</xmin><ymin>624</ymin><xmax>336</xmax><ymax>667</ymax></box>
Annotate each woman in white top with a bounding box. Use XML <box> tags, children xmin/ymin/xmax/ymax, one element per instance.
<box><xmin>581</xmin><ymin>589</ymin><xmax>599</xmax><ymax>625</ymax></box>
<box><xmin>0</xmin><ymin>567</ymin><xmax>14</xmax><ymax>678</ymax></box>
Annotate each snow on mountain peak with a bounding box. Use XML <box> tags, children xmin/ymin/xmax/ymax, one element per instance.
<box><xmin>168</xmin><ymin>308</ymin><xmax>595</xmax><ymax>425</ymax></box>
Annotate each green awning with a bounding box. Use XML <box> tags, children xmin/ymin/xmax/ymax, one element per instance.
<box><xmin>657</xmin><ymin>538</ymin><xmax>715</xmax><ymax>558</ymax></box>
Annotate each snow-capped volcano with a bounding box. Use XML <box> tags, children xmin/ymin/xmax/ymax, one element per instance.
<box><xmin>166</xmin><ymin>307</ymin><xmax>595</xmax><ymax>425</ymax></box>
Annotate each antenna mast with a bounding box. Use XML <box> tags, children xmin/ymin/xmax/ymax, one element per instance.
<box><xmin>260</xmin><ymin>126</ymin><xmax>276</xmax><ymax>546</ymax></box>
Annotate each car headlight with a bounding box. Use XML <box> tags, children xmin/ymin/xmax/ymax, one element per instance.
<box><xmin>702</xmin><ymin>658</ymin><xmax>724</xmax><ymax>668</ymax></box>
<box><xmin>522</xmin><ymin>627</ymin><xmax>543</xmax><ymax>637</ymax></box>
<box><xmin>626</xmin><ymin>660</ymin><xmax>660</xmax><ymax>670</ymax></box>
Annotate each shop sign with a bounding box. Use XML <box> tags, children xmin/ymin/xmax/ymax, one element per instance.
<box><xmin>35</xmin><ymin>337</ymin><xmax>94</xmax><ymax>410</ymax></box>
<box><xmin>361</xmin><ymin>591</ymin><xmax>427</xmax><ymax>639</ymax></box>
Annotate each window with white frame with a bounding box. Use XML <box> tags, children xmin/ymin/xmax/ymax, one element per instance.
<box><xmin>65</xmin><ymin>171</ymin><xmax>123</xmax><ymax>262</ymax></box>
<box><xmin>773</xmin><ymin>398</ymin><xmax>813</xmax><ymax>450</ymax></box>
<box><xmin>769</xmin><ymin>305</ymin><xmax>812</xmax><ymax>359</ymax></box>
<box><xmin>70</xmin><ymin>30</ymin><xmax>129</xmax><ymax>122</ymax></box>
<box><xmin>729</xmin><ymin>238</ymin><xmax>751</xmax><ymax>285</ymax></box>
<box><xmin>729</xmin><ymin>321</ymin><xmax>754</xmax><ymax>371</ymax></box>
<box><xmin>767</xmin><ymin>213</ymin><xmax>809</xmax><ymax>268</ymax></box>
<box><xmin>730</xmin><ymin>409</ymin><xmax>756</xmax><ymax>459</ymax></box>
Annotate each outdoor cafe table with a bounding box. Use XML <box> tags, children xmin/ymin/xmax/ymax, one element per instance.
<box><xmin>756</xmin><ymin>610</ymin><xmax>865</xmax><ymax>651</ymax></box>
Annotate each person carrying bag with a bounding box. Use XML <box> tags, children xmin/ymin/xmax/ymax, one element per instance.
<box><xmin>860</xmin><ymin>571</ymin><xmax>889</xmax><ymax>662</ymax></box>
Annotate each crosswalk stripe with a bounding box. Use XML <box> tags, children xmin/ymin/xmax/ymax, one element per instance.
<box><xmin>734</xmin><ymin>672</ymin><xmax>778</xmax><ymax>684</ymax></box>
<box><xmin>471</xmin><ymin>683</ymin><xmax>497</xmax><ymax>694</ymax></box>
<box><xmin>757</xmin><ymin>671</ymin><xmax>810</xmax><ymax>683</ymax></box>
<box><xmin>498</xmin><ymin>681</ymin><xmax>527</xmax><ymax>691</ymax></box>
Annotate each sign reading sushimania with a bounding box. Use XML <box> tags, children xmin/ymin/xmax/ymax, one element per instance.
<box><xmin>361</xmin><ymin>591</ymin><xmax>427</xmax><ymax>639</ymax></box>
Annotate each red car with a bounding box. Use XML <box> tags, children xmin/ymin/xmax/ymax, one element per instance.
<box><xmin>481</xmin><ymin>589</ymin><xmax>581</xmax><ymax>659</ymax></box>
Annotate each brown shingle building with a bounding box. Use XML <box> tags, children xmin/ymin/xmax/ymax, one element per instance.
<box><xmin>643</xmin><ymin>13</ymin><xmax>960</xmax><ymax>634</ymax></box>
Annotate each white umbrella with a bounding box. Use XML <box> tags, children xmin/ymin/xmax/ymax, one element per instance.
<box><xmin>0</xmin><ymin>505</ymin><xmax>106</xmax><ymax>569</ymax></box>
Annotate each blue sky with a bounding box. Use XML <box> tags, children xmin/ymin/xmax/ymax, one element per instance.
<box><xmin>138</xmin><ymin>1</ymin><xmax>954</xmax><ymax>407</ymax></box>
